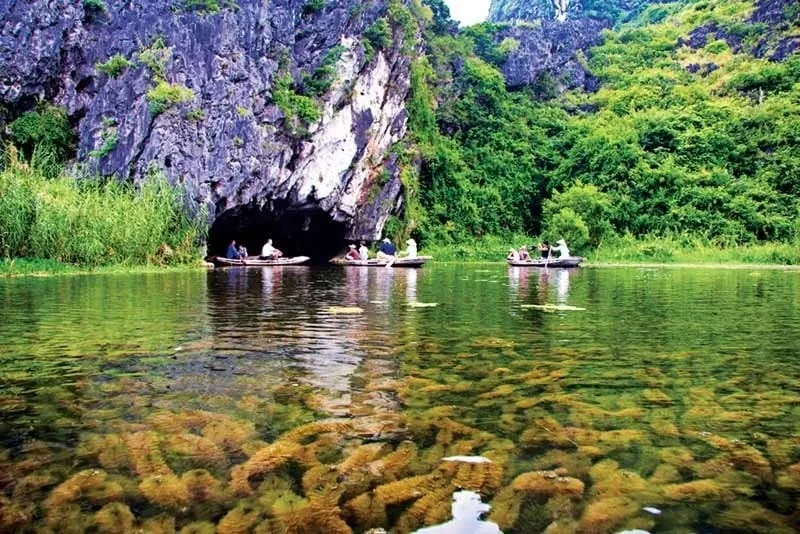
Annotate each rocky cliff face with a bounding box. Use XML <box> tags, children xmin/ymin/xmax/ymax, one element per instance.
<box><xmin>489</xmin><ymin>0</ymin><xmax>657</xmax><ymax>24</ymax></box>
<box><xmin>0</xmin><ymin>0</ymin><xmax>415</xmax><ymax>257</ymax></box>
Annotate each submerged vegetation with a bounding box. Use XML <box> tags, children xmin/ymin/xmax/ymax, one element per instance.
<box><xmin>0</xmin><ymin>266</ymin><xmax>798</xmax><ymax>531</ymax></box>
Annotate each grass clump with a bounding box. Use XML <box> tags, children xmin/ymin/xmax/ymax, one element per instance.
<box><xmin>95</xmin><ymin>54</ymin><xmax>132</xmax><ymax>78</ymax></box>
<box><xmin>146</xmin><ymin>81</ymin><xmax>195</xmax><ymax>115</ymax></box>
<box><xmin>0</xmin><ymin>146</ymin><xmax>204</xmax><ymax>266</ymax></box>
<box><xmin>88</xmin><ymin>118</ymin><xmax>118</xmax><ymax>159</ymax></box>
<box><xmin>303</xmin><ymin>46</ymin><xmax>345</xmax><ymax>97</ymax></box>
<box><xmin>137</xmin><ymin>38</ymin><xmax>172</xmax><ymax>80</ymax></box>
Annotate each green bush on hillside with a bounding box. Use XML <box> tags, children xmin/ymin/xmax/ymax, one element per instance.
<box><xmin>96</xmin><ymin>54</ymin><xmax>132</xmax><ymax>77</ymax></box>
<box><xmin>146</xmin><ymin>81</ymin><xmax>195</xmax><ymax>115</ymax></box>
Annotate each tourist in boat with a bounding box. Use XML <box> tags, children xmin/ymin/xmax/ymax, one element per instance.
<box><xmin>403</xmin><ymin>238</ymin><xmax>418</xmax><ymax>259</ymax></box>
<box><xmin>237</xmin><ymin>244</ymin><xmax>249</xmax><ymax>259</ymax></box>
<box><xmin>507</xmin><ymin>248</ymin><xmax>520</xmax><ymax>261</ymax></box>
<box><xmin>225</xmin><ymin>240</ymin><xmax>245</xmax><ymax>260</ymax></box>
<box><xmin>377</xmin><ymin>238</ymin><xmax>397</xmax><ymax>260</ymax></box>
<box><xmin>345</xmin><ymin>244</ymin><xmax>361</xmax><ymax>261</ymax></box>
<box><xmin>549</xmin><ymin>239</ymin><xmax>571</xmax><ymax>258</ymax></box>
<box><xmin>260</xmin><ymin>239</ymin><xmax>283</xmax><ymax>260</ymax></box>
<box><xmin>359</xmin><ymin>242</ymin><xmax>369</xmax><ymax>261</ymax></box>
<box><xmin>519</xmin><ymin>246</ymin><xmax>530</xmax><ymax>261</ymax></box>
<box><xmin>538</xmin><ymin>241</ymin><xmax>551</xmax><ymax>258</ymax></box>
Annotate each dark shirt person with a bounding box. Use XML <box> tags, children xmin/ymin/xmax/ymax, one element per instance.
<box><xmin>225</xmin><ymin>240</ymin><xmax>243</xmax><ymax>260</ymax></box>
<box><xmin>538</xmin><ymin>241</ymin><xmax>551</xmax><ymax>259</ymax></box>
<box><xmin>378</xmin><ymin>238</ymin><xmax>397</xmax><ymax>257</ymax></box>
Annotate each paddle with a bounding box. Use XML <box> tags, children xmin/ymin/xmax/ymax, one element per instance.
<box><xmin>544</xmin><ymin>248</ymin><xmax>551</xmax><ymax>270</ymax></box>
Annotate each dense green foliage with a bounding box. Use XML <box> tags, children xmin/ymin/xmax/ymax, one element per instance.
<box><xmin>8</xmin><ymin>105</ymin><xmax>75</xmax><ymax>166</ymax></box>
<box><xmin>95</xmin><ymin>54</ymin><xmax>132</xmax><ymax>78</ymax></box>
<box><xmin>403</xmin><ymin>0</ymin><xmax>800</xmax><ymax>257</ymax></box>
<box><xmin>272</xmin><ymin>74</ymin><xmax>321</xmax><ymax>132</ymax></box>
<box><xmin>180</xmin><ymin>0</ymin><xmax>238</xmax><ymax>14</ymax></box>
<box><xmin>302</xmin><ymin>46</ymin><xmax>345</xmax><ymax>97</ymax></box>
<box><xmin>0</xmin><ymin>147</ymin><xmax>203</xmax><ymax>266</ymax></box>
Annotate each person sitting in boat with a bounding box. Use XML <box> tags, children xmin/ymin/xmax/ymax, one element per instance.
<box><xmin>402</xmin><ymin>238</ymin><xmax>418</xmax><ymax>259</ymax></box>
<box><xmin>377</xmin><ymin>238</ymin><xmax>397</xmax><ymax>260</ymax></box>
<box><xmin>549</xmin><ymin>239</ymin><xmax>571</xmax><ymax>258</ymax></box>
<box><xmin>237</xmin><ymin>244</ymin><xmax>249</xmax><ymax>259</ymax></box>
<box><xmin>359</xmin><ymin>242</ymin><xmax>369</xmax><ymax>261</ymax></box>
<box><xmin>507</xmin><ymin>248</ymin><xmax>520</xmax><ymax>261</ymax></box>
<box><xmin>345</xmin><ymin>244</ymin><xmax>361</xmax><ymax>261</ymax></box>
<box><xmin>260</xmin><ymin>239</ymin><xmax>283</xmax><ymax>260</ymax></box>
<box><xmin>226</xmin><ymin>240</ymin><xmax>245</xmax><ymax>260</ymax></box>
<box><xmin>519</xmin><ymin>246</ymin><xmax>530</xmax><ymax>261</ymax></box>
<box><xmin>538</xmin><ymin>241</ymin><xmax>551</xmax><ymax>258</ymax></box>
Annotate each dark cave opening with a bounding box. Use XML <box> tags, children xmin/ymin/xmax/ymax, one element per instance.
<box><xmin>208</xmin><ymin>205</ymin><xmax>348</xmax><ymax>264</ymax></box>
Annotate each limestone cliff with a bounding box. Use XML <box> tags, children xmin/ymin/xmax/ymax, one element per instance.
<box><xmin>0</xmin><ymin>0</ymin><xmax>417</xmax><ymax>256</ymax></box>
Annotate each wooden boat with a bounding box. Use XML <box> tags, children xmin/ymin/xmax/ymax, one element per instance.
<box><xmin>508</xmin><ymin>257</ymin><xmax>584</xmax><ymax>268</ymax></box>
<box><xmin>330</xmin><ymin>256</ymin><xmax>432</xmax><ymax>268</ymax></box>
<box><xmin>212</xmin><ymin>256</ymin><xmax>311</xmax><ymax>267</ymax></box>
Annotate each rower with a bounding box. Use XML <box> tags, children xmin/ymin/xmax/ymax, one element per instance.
<box><xmin>549</xmin><ymin>239</ymin><xmax>571</xmax><ymax>258</ymax></box>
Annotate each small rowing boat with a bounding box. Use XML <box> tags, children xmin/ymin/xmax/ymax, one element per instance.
<box><xmin>330</xmin><ymin>256</ymin><xmax>432</xmax><ymax>268</ymax></box>
<box><xmin>508</xmin><ymin>257</ymin><xmax>583</xmax><ymax>268</ymax></box>
<box><xmin>212</xmin><ymin>256</ymin><xmax>311</xmax><ymax>267</ymax></box>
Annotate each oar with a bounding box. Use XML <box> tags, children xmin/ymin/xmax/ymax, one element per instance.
<box><xmin>544</xmin><ymin>248</ymin><xmax>551</xmax><ymax>270</ymax></box>
<box><xmin>385</xmin><ymin>255</ymin><xmax>396</xmax><ymax>269</ymax></box>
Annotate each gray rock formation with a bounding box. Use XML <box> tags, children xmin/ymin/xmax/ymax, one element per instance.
<box><xmin>489</xmin><ymin>0</ymin><xmax>659</xmax><ymax>24</ymax></box>
<box><xmin>0</xmin><ymin>0</ymin><xmax>415</xmax><ymax>256</ymax></box>
<box><xmin>494</xmin><ymin>19</ymin><xmax>605</xmax><ymax>92</ymax></box>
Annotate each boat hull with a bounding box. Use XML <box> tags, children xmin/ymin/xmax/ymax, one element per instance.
<box><xmin>330</xmin><ymin>256</ymin><xmax>432</xmax><ymax>268</ymax></box>
<box><xmin>212</xmin><ymin>256</ymin><xmax>311</xmax><ymax>267</ymax></box>
<box><xmin>508</xmin><ymin>257</ymin><xmax>583</xmax><ymax>268</ymax></box>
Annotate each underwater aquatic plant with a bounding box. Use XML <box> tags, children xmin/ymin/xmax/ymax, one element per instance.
<box><xmin>179</xmin><ymin>521</ymin><xmax>217</xmax><ymax>534</ymax></box>
<box><xmin>141</xmin><ymin>514</ymin><xmax>177</xmax><ymax>533</ymax></box>
<box><xmin>511</xmin><ymin>471</ymin><xmax>585</xmax><ymax>499</ymax></box>
<box><xmin>394</xmin><ymin>484</ymin><xmax>456</xmax><ymax>532</ymax></box>
<box><xmin>577</xmin><ymin>496</ymin><xmax>640</xmax><ymax>533</ymax></box>
<box><xmin>77</xmin><ymin>433</ymin><xmax>131</xmax><ymax>470</ymax></box>
<box><xmin>182</xmin><ymin>469</ymin><xmax>229</xmax><ymax>505</ymax></box>
<box><xmin>44</xmin><ymin>469</ymin><xmax>124</xmax><ymax>511</ymax></box>
<box><xmin>202</xmin><ymin>416</ymin><xmax>257</xmax><ymax>453</ymax></box>
<box><xmin>230</xmin><ymin>441</ymin><xmax>304</xmax><ymax>496</ymax></box>
<box><xmin>138</xmin><ymin>474</ymin><xmax>191</xmax><ymax>509</ymax></box>
<box><xmin>163</xmin><ymin>433</ymin><xmax>227</xmax><ymax>469</ymax></box>
<box><xmin>218</xmin><ymin>503</ymin><xmax>263</xmax><ymax>534</ymax></box>
<box><xmin>662</xmin><ymin>479</ymin><xmax>736</xmax><ymax>502</ymax></box>
<box><xmin>0</xmin><ymin>496</ymin><xmax>35</xmax><ymax>532</ymax></box>
<box><xmin>93</xmin><ymin>502</ymin><xmax>134</xmax><ymax>533</ymax></box>
<box><xmin>125</xmin><ymin>431</ymin><xmax>173</xmax><ymax>478</ymax></box>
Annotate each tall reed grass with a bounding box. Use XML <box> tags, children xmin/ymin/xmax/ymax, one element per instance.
<box><xmin>0</xmin><ymin>147</ymin><xmax>204</xmax><ymax>266</ymax></box>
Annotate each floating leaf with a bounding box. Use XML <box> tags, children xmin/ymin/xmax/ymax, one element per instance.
<box><xmin>520</xmin><ymin>304</ymin><xmax>586</xmax><ymax>312</ymax></box>
<box><xmin>408</xmin><ymin>302</ymin><xmax>438</xmax><ymax>308</ymax></box>
<box><xmin>327</xmin><ymin>306</ymin><xmax>364</xmax><ymax>314</ymax></box>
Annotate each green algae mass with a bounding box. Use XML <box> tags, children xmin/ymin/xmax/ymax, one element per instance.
<box><xmin>0</xmin><ymin>265</ymin><xmax>798</xmax><ymax>532</ymax></box>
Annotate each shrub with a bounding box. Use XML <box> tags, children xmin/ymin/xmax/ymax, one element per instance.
<box><xmin>96</xmin><ymin>54</ymin><xmax>132</xmax><ymax>78</ymax></box>
<box><xmin>8</xmin><ymin>105</ymin><xmax>75</xmax><ymax>163</ymax></box>
<box><xmin>543</xmin><ymin>207</ymin><xmax>591</xmax><ymax>253</ymax></box>
<box><xmin>88</xmin><ymin>118</ymin><xmax>118</xmax><ymax>159</ymax></box>
<box><xmin>137</xmin><ymin>38</ymin><xmax>172</xmax><ymax>80</ymax></box>
<box><xmin>83</xmin><ymin>0</ymin><xmax>106</xmax><ymax>12</ymax></box>
<box><xmin>146</xmin><ymin>81</ymin><xmax>195</xmax><ymax>115</ymax></box>
<box><xmin>303</xmin><ymin>46</ymin><xmax>345</xmax><ymax>97</ymax></box>
<box><xmin>181</xmin><ymin>0</ymin><xmax>239</xmax><ymax>13</ymax></box>
<box><xmin>704</xmin><ymin>39</ymin><xmax>729</xmax><ymax>54</ymax></box>
<box><xmin>365</xmin><ymin>18</ymin><xmax>392</xmax><ymax>52</ymax></box>
<box><xmin>302</xmin><ymin>0</ymin><xmax>324</xmax><ymax>15</ymax></box>
<box><xmin>272</xmin><ymin>74</ymin><xmax>321</xmax><ymax>130</ymax></box>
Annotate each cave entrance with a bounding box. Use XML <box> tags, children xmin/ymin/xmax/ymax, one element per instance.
<box><xmin>209</xmin><ymin>205</ymin><xmax>347</xmax><ymax>264</ymax></box>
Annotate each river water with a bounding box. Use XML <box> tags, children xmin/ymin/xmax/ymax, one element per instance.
<box><xmin>0</xmin><ymin>265</ymin><xmax>798</xmax><ymax>533</ymax></box>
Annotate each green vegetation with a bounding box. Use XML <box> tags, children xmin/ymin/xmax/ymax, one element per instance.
<box><xmin>95</xmin><ymin>54</ymin><xmax>132</xmax><ymax>78</ymax></box>
<box><xmin>272</xmin><ymin>74</ymin><xmax>321</xmax><ymax>132</ymax></box>
<box><xmin>146</xmin><ymin>81</ymin><xmax>195</xmax><ymax>115</ymax></box>
<box><xmin>302</xmin><ymin>0</ymin><xmax>324</xmax><ymax>15</ymax></box>
<box><xmin>0</xmin><ymin>147</ymin><xmax>204</xmax><ymax>267</ymax></box>
<box><xmin>83</xmin><ymin>0</ymin><xmax>106</xmax><ymax>12</ymax></box>
<box><xmin>137</xmin><ymin>37</ymin><xmax>171</xmax><ymax>80</ymax></box>
<box><xmin>88</xmin><ymin>117</ymin><xmax>118</xmax><ymax>159</ymax></box>
<box><xmin>393</xmin><ymin>0</ymin><xmax>800</xmax><ymax>263</ymax></box>
<box><xmin>364</xmin><ymin>18</ymin><xmax>392</xmax><ymax>61</ymax></box>
<box><xmin>8</xmin><ymin>104</ymin><xmax>75</xmax><ymax>167</ymax></box>
<box><xmin>180</xmin><ymin>0</ymin><xmax>239</xmax><ymax>14</ymax></box>
<box><xmin>303</xmin><ymin>46</ymin><xmax>345</xmax><ymax>97</ymax></box>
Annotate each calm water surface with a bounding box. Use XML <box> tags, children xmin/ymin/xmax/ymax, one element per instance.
<box><xmin>0</xmin><ymin>265</ymin><xmax>798</xmax><ymax>533</ymax></box>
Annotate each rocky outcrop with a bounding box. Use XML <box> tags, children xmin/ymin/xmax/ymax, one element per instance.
<box><xmin>489</xmin><ymin>0</ymin><xmax>659</xmax><ymax>24</ymax></box>
<box><xmin>0</xmin><ymin>0</ymin><xmax>416</xmax><ymax>252</ymax></box>
<box><xmin>495</xmin><ymin>19</ymin><xmax>605</xmax><ymax>92</ymax></box>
